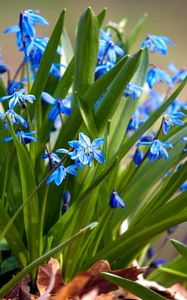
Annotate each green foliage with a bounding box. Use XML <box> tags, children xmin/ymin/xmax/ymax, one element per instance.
<box><xmin>0</xmin><ymin>6</ymin><xmax>186</xmax><ymax>298</ymax></box>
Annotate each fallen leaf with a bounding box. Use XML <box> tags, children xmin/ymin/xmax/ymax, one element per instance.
<box><xmin>36</xmin><ymin>258</ymin><xmax>64</xmax><ymax>296</ymax></box>
<box><xmin>4</xmin><ymin>274</ymin><xmax>35</xmax><ymax>300</ymax></box>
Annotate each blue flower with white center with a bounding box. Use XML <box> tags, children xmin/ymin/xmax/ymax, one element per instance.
<box><xmin>146</xmin><ymin>66</ymin><xmax>172</xmax><ymax>89</ymax></box>
<box><xmin>162</xmin><ymin>111</ymin><xmax>185</xmax><ymax>135</ymax></box>
<box><xmin>0</xmin><ymin>89</ymin><xmax>35</xmax><ymax>109</ymax></box>
<box><xmin>109</xmin><ymin>190</ymin><xmax>125</xmax><ymax>209</ymax></box>
<box><xmin>68</xmin><ymin>133</ymin><xmax>105</xmax><ymax>167</ymax></box>
<box><xmin>124</xmin><ymin>82</ymin><xmax>143</xmax><ymax>101</ymax></box>
<box><xmin>168</xmin><ymin>62</ymin><xmax>187</xmax><ymax>83</ymax></box>
<box><xmin>141</xmin><ymin>35</ymin><xmax>175</xmax><ymax>55</ymax></box>
<box><xmin>98</xmin><ymin>29</ymin><xmax>124</xmax><ymax>64</ymax></box>
<box><xmin>0</xmin><ymin>109</ymin><xmax>28</xmax><ymax>129</ymax></box>
<box><xmin>3</xmin><ymin>130</ymin><xmax>37</xmax><ymax>144</ymax></box>
<box><xmin>139</xmin><ymin>138</ymin><xmax>173</xmax><ymax>160</ymax></box>
<box><xmin>41</xmin><ymin>92</ymin><xmax>71</xmax><ymax>121</ymax></box>
<box><xmin>133</xmin><ymin>148</ymin><xmax>144</xmax><ymax>166</ymax></box>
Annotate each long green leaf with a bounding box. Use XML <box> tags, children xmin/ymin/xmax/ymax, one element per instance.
<box><xmin>102</xmin><ymin>273</ymin><xmax>166</xmax><ymax>300</ymax></box>
<box><xmin>127</xmin><ymin>13</ymin><xmax>148</xmax><ymax>50</ymax></box>
<box><xmin>73</xmin><ymin>7</ymin><xmax>99</xmax><ymax>106</ymax></box>
<box><xmin>0</xmin><ymin>202</ymin><xmax>28</xmax><ymax>268</ymax></box>
<box><xmin>171</xmin><ymin>239</ymin><xmax>187</xmax><ymax>262</ymax></box>
<box><xmin>95</xmin><ymin>49</ymin><xmax>142</xmax><ymax>131</ymax></box>
<box><xmin>8</xmin><ymin>122</ymin><xmax>39</xmax><ymax>263</ymax></box>
<box><xmin>0</xmin><ymin>222</ymin><xmax>97</xmax><ymax>299</ymax></box>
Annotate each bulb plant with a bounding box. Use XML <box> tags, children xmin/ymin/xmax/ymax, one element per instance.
<box><xmin>0</xmin><ymin>7</ymin><xmax>186</xmax><ymax>299</ymax></box>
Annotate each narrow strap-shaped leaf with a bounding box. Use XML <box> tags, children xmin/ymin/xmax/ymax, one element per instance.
<box><xmin>171</xmin><ymin>239</ymin><xmax>187</xmax><ymax>262</ymax></box>
<box><xmin>0</xmin><ymin>222</ymin><xmax>97</xmax><ymax>299</ymax></box>
<box><xmin>0</xmin><ymin>202</ymin><xmax>28</xmax><ymax>268</ymax></box>
<box><xmin>31</xmin><ymin>9</ymin><xmax>66</xmax><ymax>99</ymax></box>
<box><xmin>95</xmin><ymin>49</ymin><xmax>142</xmax><ymax>131</ymax></box>
<box><xmin>73</xmin><ymin>7</ymin><xmax>99</xmax><ymax>106</ymax></box>
<box><xmin>8</xmin><ymin>122</ymin><xmax>40</xmax><ymax>263</ymax></box>
<box><xmin>97</xmin><ymin>8</ymin><xmax>107</xmax><ymax>27</ymax></box>
<box><xmin>54</xmin><ymin>57</ymin><xmax>74</xmax><ymax>98</ymax></box>
<box><xmin>76</xmin><ymin>92</ymin><xmax>97</xmax><ymax>138</ymax></box>
<box><xmin>54</xmin><ymin>55</ymin><xmax>129</xmax><ymax>149</ymax></box>
<box><xmin>127</xmin><ymin>13</ymin><xmax>148</xmax><ymax>50</ymax></box>
<box><xmin>102</xmin><ymin>273</ymin><xmax>166</xmax><ymax>300</ymax></box>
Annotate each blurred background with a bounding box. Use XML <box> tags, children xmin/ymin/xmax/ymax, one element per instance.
<box><xmin>0</xmin><ymin>0</ymin><xmax>187</xmax><ymax>261</ymax></box>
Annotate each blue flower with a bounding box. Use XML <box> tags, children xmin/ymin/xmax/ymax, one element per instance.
<box><xmin>95</xmin><ymin>61</ymin><xmax>114</xmax><ymax>80</ymax></box>
<box><xmin>0</xmin><ymin>64</ymin><xmax>8</xmax><ymax>74</ymax></box>
<box><xmin>141</xmin><ymin>35</ymin><xmax>175</xmax><ymax>55</ymax></box>
<box><xmin>0</xmin><ymin>109</ymin><xmax>28</xmax><ymax>128</ymax></box>
<box><xmin>4</xmin><ymin>10</ymin><xmax>48</xmax><ymax>51</ymax></box>
<box><xmin>124</xmin><ymin>82</ymin><xmax>143</xmax><ymax>100</ymax></box>
<box><xmin>162</xmin><ymin>111</ymin><xmax>185</xmax><ymax>135</ymax></box>
<box><xmin>98</xmin><ymin>29</ymin><xmax>124</xmax><ymax>63</ymax></box>
<box><xmin>41</xmin><ymin>92</ymin><xmax>71</xmax><ymax>121</ymax></box>
<box><xmin>110</xmin><ymin>190</ymin><xmax>125</xmax><ymax>209</ymax></box>
<box><xmin>46</xmin><ymin>164</ymin><xmax>78</xmax><ymax>186</ymax></box>
<box><xmin>68</xmin><ymin>133</ymin><xmax>105</xmax><ymax>167</ymax></box>
<box><xmin>3</xmin><ymin>130</ymin><xmax>37</xmax><ymax>144</ymax></box>
<box><xmin>168</xmin><ymin>62</ymin><xmax>187</xmax><ymax>83</ymax></box>
<box><xmin>180</xmin><ymin>180</ymin><xmax>187</xmax><ymax>191</ymax></box>
<box><xmin>139</xmin><ymin>138</ymin><xmax>173</xmax><ymax>160</ymax></box>
<box><xmin>8</xmin><ymin>81</ymin><xmax>22</xmax><ymax>95</ymax></box>
<box><xmin>146</xmin><ymin>66</ymin><xmax>172</xmax><ymax>89</ymax></box>
<box><xmin>62</xmin><ymin>191</ymin><xmax>71</xmax><ymax>204</ymax></box>
<box><xmin>133</xmin><ymin>148</ymin><xmax>144</xmax><ymax>166</ymax></box>
<box><xmin>0</xmin><ymin>89</ymin><xmax>35</xmax><ymax>109</ymax></box>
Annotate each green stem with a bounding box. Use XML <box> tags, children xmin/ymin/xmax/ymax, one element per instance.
<box><xmin>39</xmin><ymin>186</ymin><xmax>49</xmax><ymax>255</ymax></box>
<box><xmin>26</xmin><ymin>61</ymin><xmax>31</xmax><ymax>93</ymax></box>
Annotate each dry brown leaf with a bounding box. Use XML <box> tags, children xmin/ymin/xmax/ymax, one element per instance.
<box><xmin>36</xmin><ymin>258</ymin><xmax>64</xmax><ymax>296</ymax></box>
<box><xmin>3</xmin><ymin>274</ymin><xmax>35</xmax><ymax>300</ymax></box>
<box><xmin>53</xmin><ymin>260</ymin><xmax>145</xmax><ymax>300</ymax></box>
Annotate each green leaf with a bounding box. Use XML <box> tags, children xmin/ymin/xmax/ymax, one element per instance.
<box><xmin>31</xmin><ymin>9</ymin><xmax>66</xmax><ymax>99</ymax></box>
<box><xmin>54</xmin><ymin>57</ymin><xmax>74</xmax><ymax>98</ymax></box>
<box><xmin>73</xmin><ymin>7</ymin><xmax>99</xmax><ymax>105</ymax></box>
<box><xmin>171</xmin><ymin>239</ymin><xmax>187</xmax><ymax>262</ymax></box>
<box><xmin>95</xmin><ymin>49</ymin><xmax>142</xmax><ymax>131</ymax></box>
<box><xmin>55</xmin><ymin>55</ymin><xmax>129</xmax><ymax>149</ymax></box>
<box><xmin>127</xmin><ymin>13</ymin><xmax>148</xmax><ymax>50</ymax></box>
<box><xmin>61</xmin><ymin>28</ymin><xmax>74</xmax><ymax>64</ymax></box>
<box><xmin>0</xmin><ymin>256</ymin><xmax>19</xmax><ymax>275</ymax></box>
<box><xmin>0</xmin><ymin>202</ymin><xmax>28</xmax><ymax>268</ymax></box>
<box><xmin>76</xmin><ymin>92</ymin><xmax>97</xmax><ymax>138</ymax></box>
<box><xmin>8</xmin><ymin>122</ymin><xmax>40</xmax><ymax>263</ymax></box>
<box><xmin>97</xmin><ymin>8</ymin><xmax>107</xmax><ymax>27</ymax></box>
<box><xmin>108</xmin><ymin>47</ymin><xmax>149</xmax><ymax>157</ymax></box>
<box><xmin>0</xmin><ymin>222</ymin><xmax>97</xmax><ymax>299</ymax></box>
<box><xmin>102</xmin><ymin>273</ymin><xmax>166</xmax><ymax>300</ymax></box>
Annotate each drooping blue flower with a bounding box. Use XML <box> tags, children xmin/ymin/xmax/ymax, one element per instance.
<box><xmin>162</xmin><ymin>111</ymin><xmax>185</xmax><ymax>135</ymax></box>
<box><xmin>41</xmin><ymin>92</ymin><xmax>71</xmax><ymax>121</ymax></box>
<box><xmin>168</xmin><ymin>62</ymin><xmax>187</xmax><ymax>83</ymax></box>
<box><xmin>146</xmin><ymin>66</ymin><xmax>172</xmax><ymax>89</ymax></box>
<box><xmin>0</xmin><ymin>64</ymin><xmax>8</xmax><ymax>74</ymax></box>
<box><xmin>7</xmin><ymin>81</ymin><xmax>22</xmax><ymax>95</ymax></box>
<box><xmin>98</xmin><ymin>29</ymin><xmax>124</xmax><ymax>64</ymax></box>
<box><xmin>68</xmin><ymin>133</ymin><xmax>105</xmax><ymax>167</ymax></box>
<box><xmin>139</xmin><ymin>138</ymin><xmax>173</xmax><ymax>160</ymax></box>
<box><xmin>141</xmin><ymin>35</ymin><xmax>175</xmax><ymax>55</ymax></box>
<box><xmin>133</xmin><ymin>148</ymin><xmax>144</xmax><ymax>166</ymax></box>
<box><xmin>62</xmin><ymin>191</ymin><xmax>71</xmax><ymax>204</ymax></box>
<box><xmin>124</xmin><ymin>82</ymin><xmax>143</xmax><ymax>100</ymax></box>
<box><xmin>0</xmin><ymin>109</ymin><xmax>28</xmax><ymax>128</ymax></box>
<box><xmin>0</xmin><ymin>89</ymin><xmax>35</xmax><ymax>109</ymax></box>
<box><xmin>4</xmin><ymin>10</ymin><xmax>48</xmax><ymax>51</ymax></box>
<box><xmin>46</xmin><ymin>164</ymin><xmax>78</xmax><ymax>186</ymax></box>
<box><xmin>109</xmin><ymin>190</ymin><xmax>125</xmax><ymax>209</ymax></box>
<box><xmin>95</xmin><ymin>61</ymin><xmax>114</xmax><ymax>80</ymax></box>
<box><xmin>150</xmin><ymin>258</ymin><xmax>166</xmax><ymax>268</ymax></box>
<box><xmin>126</xmin><ymin>109</ymin><xmax>148</xmax><ymax>133</ymax></box>
<box><xmin>3</xmin><ymin>130</ymin><xmax>37</xmax><ymax>144</ymax></box>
